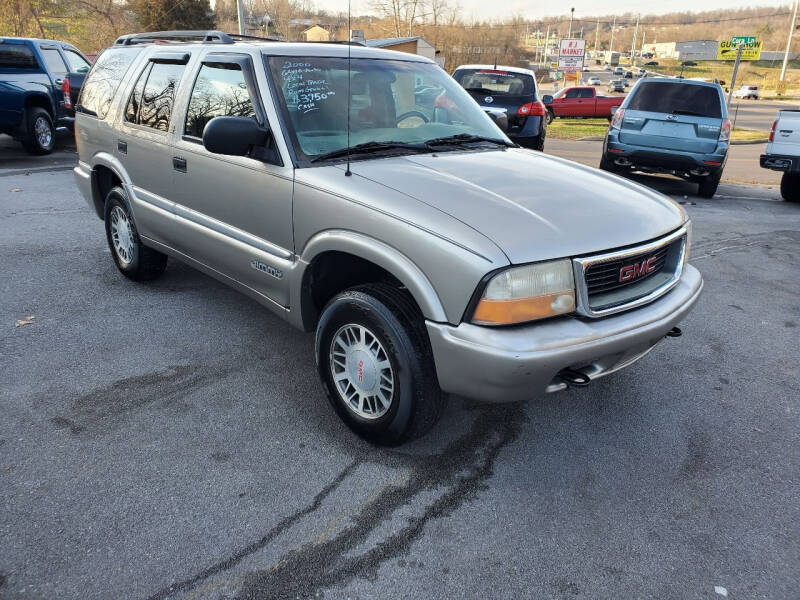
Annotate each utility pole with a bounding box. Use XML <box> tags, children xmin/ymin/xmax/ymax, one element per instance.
<box><xmin>236</xmin><ymin>0</ymin><xmax>246</xmax><ymax>36</ymax></box>
<box><xmin>610</xmin><ymin>16</ymin><xmax>616</xmax><ymax>54</ymax></box>
<box><xmin>568</xmin><ymin>8</ymin><xmax>575</xmax><ymax>39</ymax></box>
<box><xmin>594</xmin><ymin>19</ymin><xmax>600</xmax><ymax>54</ymax></box>
<box><xmin>727</xmin><ymin>44</ymin><xmax>744</xmax><ymax>107</ymax></box>
<box><xmin>630</xmin><ymin>14</ymin><xmax>640</xmax><ymax>66</ymax></box>
<box><xmin>781</xmin><ymin>0</ymin><xmax>799</xmax><ymax>82</ymax></box>
<box><xmin>544</xmin><ymin>25</ymin><xmax>551</xmax><ymax>63</ymax></box>
<box><xmin>640</xmin><ymin>28</ymin><xmax>647</xmax><ymax>66</ymax></box>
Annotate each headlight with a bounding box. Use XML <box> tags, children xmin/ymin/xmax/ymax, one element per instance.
<box><xmin>472</xmin><ymin>259</ymin><xmax>576</xmax><ymax>325</ymax></box>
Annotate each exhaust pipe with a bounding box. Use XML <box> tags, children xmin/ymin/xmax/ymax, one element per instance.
<box><xmin>557</xmin><ymin>368</ymin><xmax>592</xmax><ymax>387</ymax></box>
<box><xmin>665</xmin><ymin>326</ymin><xmax>682</xmax><ymax>338</ymax></box>
<box><xmin>614</xmin><ymin>157</ymin><xmax>632</xmax><ymax>166</ymax></box>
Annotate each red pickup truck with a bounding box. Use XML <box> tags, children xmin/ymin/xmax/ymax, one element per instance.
<box><xmin>543</xmin><ymin>86</ymin><xmax>624</xmax><ymax>123</ymax></box>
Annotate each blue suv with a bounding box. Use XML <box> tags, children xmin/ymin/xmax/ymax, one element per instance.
<box><xmin>600</xmin><ymin>78</ymin><xmax>729</xmax><ymax>198</ymax></box>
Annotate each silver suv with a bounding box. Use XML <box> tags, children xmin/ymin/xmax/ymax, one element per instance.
<box><xmin>73</xmin><ymin>31</ymin><xmax>703</xmax><ymax>444</ymax></box>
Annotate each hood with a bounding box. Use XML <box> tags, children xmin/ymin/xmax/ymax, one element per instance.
<box><xmin>348</xmin><ymin>148</ymin><xmax>686</xmax><ymax>264</ymax></box>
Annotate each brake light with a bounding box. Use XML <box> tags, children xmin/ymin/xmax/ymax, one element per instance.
<box><xmin>610</xmin><ymin>107</ymin><xmax>625</xmax><ymax>129</ymax></box>
<box><xmin>719</xmin><ymin>118</ymin><xmax>731</xmax><ymax>142</ymax></box>
<box><xmin>62</xmin><ymin>77</ymin><xmax>71</xmax><ymax>109</ymax></box>
<box><xmin>769</xmin><ymin>119</ymin><xmax>777</xmax><ymax>142</ymax></box>
<box><xmin>517</xmin><ymin>101</ymin><xmax>546</xmax><ymax>117</ymax></box>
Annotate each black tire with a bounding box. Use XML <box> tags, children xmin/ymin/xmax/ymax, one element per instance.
<box><xmin>599</xmin><ymin>153</ymin><xmax>618</xmax><ymax>173</ymax></box>
<box><xmin>315</xmin><ymin>282</ymin><xmax>446</xmax><ymax>445</ymax></box>
<box><xmin>21</xmin><ymin>107</ymin><xmax>54</xmax><ymax>155</ymax></box>
<box><xmin>697</xmin><ymin>173</ymin><xmax>721</xmax><ymax>198</ymax></box>
<box><xmin>545</xmin><ymin>110</ymin><xmax>554</xmax><ymax>125</ymax></box>
<box><xmin>528</xmin><ymin>129</ymin><xmax>546</xmax><ymax>151</ymax></box>
<box><xmin>103</xmin><ymin>187</ymin><xmax>167</xmax><ymax>281</ymax></box>
<box><xmin>780</xmin><ymin>172</ymin><xmax>800</xmax><ymax>202</ymax></box>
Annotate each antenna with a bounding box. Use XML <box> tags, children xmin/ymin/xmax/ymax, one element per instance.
<box><xmin>345</xmin><ymin>0</ymin><xmax>352</xmax><ymax>177</ymax></box>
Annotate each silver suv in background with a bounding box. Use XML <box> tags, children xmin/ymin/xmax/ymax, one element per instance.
<box><xmin>74</xmin><ymin>31</ymin><xmax>703</xmax><ymax>444</ymax></box>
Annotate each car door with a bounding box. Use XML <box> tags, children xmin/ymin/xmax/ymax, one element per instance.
<box><xmin>556</xmin><ymin>88</ymin><xmax>581</xmax><ymax>116</ymax></box>
<box><xmin>168</xmin><ymin>52</ymin><xmax>293</xmax><ymax>307</ymax></box>
<box><xmin>115</xmin><ymin>52</ymin><xmax>190</xmax><ymax>244</ymax></box>
<box><xmin>577</xmin><ymin>88</ymin><xmax>595</xmax><ymax>116</ymax></box>
<box><xmin>37</xmin><ymin>45</ymin><xmax>69</xmax><ymax>119</ymax></box>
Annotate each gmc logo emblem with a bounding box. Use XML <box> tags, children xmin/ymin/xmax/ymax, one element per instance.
<box><xmin>619</xmin><ymin>256</ymin><xmax>657</xmax><ymax>282</ymax></box>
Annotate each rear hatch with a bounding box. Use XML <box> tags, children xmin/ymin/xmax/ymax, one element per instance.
<box><xmin>768</xmin><ymin>110</ymin><xmax>800</xmax><ymax>155</ymax></box>
<box><xmin>619</xmin><ymin>81</ymin><xmax>724</xmax><ymax>153</ymax></box>
<box><xmin>453</xmin><ymin>68</ymin><xmax>537</xmax><ymax>135</ymax></box>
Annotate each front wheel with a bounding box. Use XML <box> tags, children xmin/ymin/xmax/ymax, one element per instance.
<box><xmin>315</xmin><ymin>283</ymin><xmax>445</xmax><ymax>445</ymax></box>
<box><xmin>545</xmin><ymin>110</ymin><xmax>554</xmax><ymax>125</ymax></box>
<box><xmin>103</xmin><ymin>187</ymin><xmax>168</xmax><ymax>280</ymax></box>
<box><xmin>780</xmin><ymin>172</ymin><xmax>800</xmax><ymax>202</ymax></box>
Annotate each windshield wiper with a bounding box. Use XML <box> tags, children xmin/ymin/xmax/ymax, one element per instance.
<box><xmin>310</xmin><ymin>141</ymin><xmax>428</xmax><ymax>163</ymax></box>
<box><xmin>424</xmin><ymin>133</ymin><xmax>516</xmax><ymax>148</ymax></box>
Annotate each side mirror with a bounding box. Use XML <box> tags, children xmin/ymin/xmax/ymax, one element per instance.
<box><xmin>202</xmin><ymin>116</ymin><xmax>269</xmax><ymax>156</ymax></box>
<box><xmin>542</xmin><ymin>94</ymin><xmax>553</xmax><ymax>104</ymax></box>
<box><xmin>484</xmin><ymin>108</ymin><xmax>508</xmax><ymax>132</ymax></box>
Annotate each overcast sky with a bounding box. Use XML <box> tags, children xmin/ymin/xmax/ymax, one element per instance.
<box><xmin>324</xmin><ymin>0</ymin><xmax>788</xmax><ymax>22</ymax></box>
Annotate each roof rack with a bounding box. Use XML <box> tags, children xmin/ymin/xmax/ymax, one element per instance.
<box><xmin>113</xmin><ymin>30</ymin><xmax>283</xmax><ymax>46</ymax></box>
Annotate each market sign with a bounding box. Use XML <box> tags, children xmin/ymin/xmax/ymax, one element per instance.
<box><xmin>558</xmin><ymin>39</ymin><xmax>586</xmax><ymax>72</ymax></box>
<box><xmin>718</xmin><ymin>38</ymin><xmax>762</xmax><ymax>61</ymax></box>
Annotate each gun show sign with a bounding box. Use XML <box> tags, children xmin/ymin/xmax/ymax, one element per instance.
<box><xmin>717</xmin><ymin>38</ymin><xmax>762</xmax><ymax>61</ymax></box>
<box><xmin>558</xmin><ymin>39</ymin><xmax>586</xmax><ymax>72</ymax></box>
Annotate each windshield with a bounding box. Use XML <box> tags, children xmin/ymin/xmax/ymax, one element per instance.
<box><xmin>453</xmin><ymin>68</ymin><xmax>535</xmax><ymax>97</ymax></box>
<box><xmin>627</xmin><ymin>81</ymin><xmax>722</xmax><ymax>118</ymax></box>
<box><xmin>267</xmin><ymin>57</ymin><xmax>506</xmax><ymax>163</ymax></box>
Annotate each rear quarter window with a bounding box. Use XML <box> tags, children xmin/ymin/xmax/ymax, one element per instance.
<box><xmin>0</xmin><ymin>44</ymin><xmax>39</xmax><ymax>69</ymax></box>
<box><xmin>628</xmin><ymin>82</ymin><xmax>722</xmax><ymax>118</ymax></box>
<box><xmin>78</xmin><ymin>47</ymin><xmax>141</xmax><ymax>119</ymax></box>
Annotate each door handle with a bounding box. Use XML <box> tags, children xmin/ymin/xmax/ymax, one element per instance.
<box><xmin>172</xmin><ymin>157</ymin><xmax>187</xmax><ymax>173</ymax></box>
<box><xmin>117</xmin><ymin>140</ymin><xmax>127</xmax><ymax>154</ymax></box>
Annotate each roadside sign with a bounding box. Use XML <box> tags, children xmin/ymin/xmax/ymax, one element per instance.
<box><xmin>718</xmin><ymin>39</ymin><xmax>762</xmax><ymax>61</ymax></box>
<box><xmin>558</xmin><ymin>39</ymin><xmax>586</xmax><ymax>72</ymax></box>
<box><xmin>730</xmin><ymin>35</ymin><xmax>756</xmax><ymax>46</ymax></box>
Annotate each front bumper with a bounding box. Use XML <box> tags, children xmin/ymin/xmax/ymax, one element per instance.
<box><xmin>426</xmin><ymin>264</ymin><xmax>703</xmax><ymax>403</ymax></box>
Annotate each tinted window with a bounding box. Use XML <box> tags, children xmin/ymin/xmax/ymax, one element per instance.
<box><xmin>578</xmin><ymin>89</ymin><xmax>594</xmax><ymax>98</ymax></box>
<box><xmin>64</xmin><ymin>49</ymin><xmax>91</xmax><ymax>73</ymax></box>
<box><xmin>0</xmin><ymin>44</ymin><xmax>38</xmax><ymax>69</ymax></box>
<box><xmin>80</xmin><ymin>47</ymin><xmax>141</xmax><ymax>119</ymax></box>
<box><xmin>127</xmin><ymin>62</ymin><xmax>185</xmax><ymax>131</ymax></box>
<box><xmin>628</xmin><ymin>82</ymin><xmax>722</xmax><ymax>118</ymax></box>
<box><xmin>41</xmin><ymin>48</ymin><xmax>68</xmax><ymax>75</ymax></box>
<box><xmin>185</xmin><ymin>63</ymin><xmax>256</xmax><ymax>138</ymax></box>
<box><xmin>565</xmin><ymin>89</ymin><xmax>580</xmax><ymax>98</ymax></box>
<box><xmin>125</xmin><ymin>62</ymin><xmax>151</xmax><ymax>123</ymax></box>
<box><xmin>454</xmin><ymin>69</ymin><xmax>534</xmax><ymax>97</ymax></box>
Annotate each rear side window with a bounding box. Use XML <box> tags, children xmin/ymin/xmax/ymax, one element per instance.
<box><xmin>628</xmin><ymin>82</ymin><xmax>722</xmax><ymax>118</ymax></box>
<box><xmin>79</xmin><ymin>47</ymin><xmax>141</xmax><ymax>119</ymax></box>
<box><xmin>184</xmin><ymin>62</ymin><xmax>256</xmax><ymax>138</ymax></box>
<box><xmin>64</xmin><ymin>49</ymin><xmax>91</xmax><ymax>73</ymax></box>
<box><xmin>41</xmin><ymin>48</ymin><xmax>68</xmax><ymax>76</ymax></box>
<box><xmin>454</xmin><ymin>69</ymin><xmax>534</xmax><ymax>97</ymax></box>
<box><xmin>0</xmin><ymin>44</ymin><xmax>38</xmax><ymax>69</ymax></box>
<box><xmin>126</xmin><ymin>61</ymin><xmax>186</xmax><ymax>131</ymax></box>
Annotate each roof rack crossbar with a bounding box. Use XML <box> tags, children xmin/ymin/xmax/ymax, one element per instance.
<box><xmin>113</xmin><ymin>30</ymin><xmax>287</xmax><ymax>46</ymax></box>
<box><xmin>114</xmin><ymin>30</ymin><xmax>236</xmax><ymax>46</ymax></box>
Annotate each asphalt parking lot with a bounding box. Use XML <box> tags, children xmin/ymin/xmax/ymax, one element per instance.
<box><xmin>1</xmin><ymin>136</ymin><xmax>798</xmax><ymax>600</ymax></box>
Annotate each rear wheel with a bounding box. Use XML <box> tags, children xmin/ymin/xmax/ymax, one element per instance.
<box><xmin>780</xmin><ymin>172</ymin><xmax>800</xmax><ymax>202</ymax></box>
<box><xmin>599</xmin><ymin>154</ymin><xmax>618</xmax><ymax>173</ymax></box>
<box><xmin>697</xmin><ymin>173</ymin><xmax>721</xmax><ymax>198</ymax></box>
<box><xmin>103</xmin><ymin>187</ymin><xmax>168</xmax><ymax>280</ymax></box>
<box><xmin>315</xmin><ymin>283</ymin><xmax>445</xmax><ymax>445</ymax></box>
<box><xmin>22</xmin><ymin>107</ymin><xmax>54</xmax><ymax>155</ymax></box>
<box><xmin>545</xmin><ymin>110</ymin><xmax>554</xmax><ymax>125</ymax></box>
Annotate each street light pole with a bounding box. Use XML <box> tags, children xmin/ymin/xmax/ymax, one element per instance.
<box><xmin>610</xmin><ymin>16</ymin><xmax>616</xmax><ymax>54</ymax></box>
<box><xmin>594</xmin><ymin>19</ymin><xmax>600</xmax><ymax>54</ymax></box>
<box><xmin>630</xmin><ymin>14</ymin><xmax>640</xmax><ymax>66</ymax></box>
<box><xmin>568</xmin><ymin>8</ymin><xmax>574</xmax><ymax>39</ymax></box>
<box><xmin>780</xmin><ymin>0</ymin><xmax>798</xmax><ymax>82</ymax></box>
<box><xmin>236</xmin><ymin>0</ymin><xmax>246</xmax><ymax>36</ymax></box>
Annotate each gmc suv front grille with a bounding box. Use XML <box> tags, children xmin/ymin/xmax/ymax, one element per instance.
<box><xmin>573</xmin><ymin>227</ymin><xmax>688</xmax><ymax>318</ymax></box>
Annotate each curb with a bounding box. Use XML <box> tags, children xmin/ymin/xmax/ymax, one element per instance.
<box><xmin>576</xmin><ymin>136</ymin><xmax>605</xmax><ymax>141</ymax></box>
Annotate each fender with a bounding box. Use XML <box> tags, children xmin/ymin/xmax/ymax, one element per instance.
<box><xmin>291</xmin><ymin>230</ymin><xmax>448</xmax><ymax>330</ymax></box>
<box><xmin>86</xmin><ymin>152</ymin><xmax>133</xmax><ymax>218</ymax></box>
